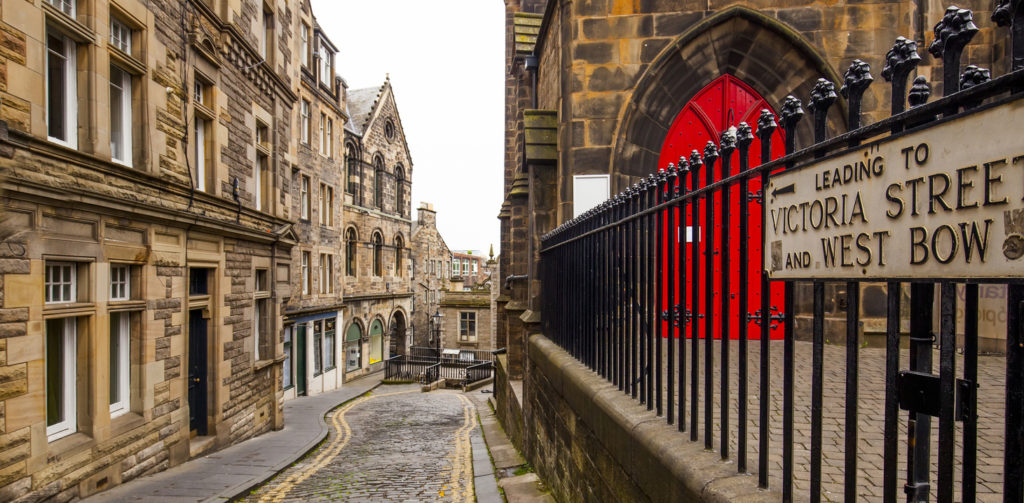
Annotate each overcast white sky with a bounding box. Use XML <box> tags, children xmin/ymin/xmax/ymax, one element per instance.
<box><xmin>310</xmin><ymin>0</ymin><xmax>506</xmax><ymax>255</ymax></box>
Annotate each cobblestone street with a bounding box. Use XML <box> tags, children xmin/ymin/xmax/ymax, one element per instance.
<box><xmin>243</xmin><ymin>385</ymin><xmax>478</xmax><ymax>503</ymax></box>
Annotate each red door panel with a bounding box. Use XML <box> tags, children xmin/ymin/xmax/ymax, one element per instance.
<box><xmin>657</xmin><ymin>75</ymin><xmax>785</xmax><ymax>340</ymax></box>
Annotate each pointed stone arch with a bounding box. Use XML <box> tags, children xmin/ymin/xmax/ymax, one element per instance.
<box><xmin>612</xmin><ymin>6</ymin><xmax>846</xmax><ymax>178</ymax></box>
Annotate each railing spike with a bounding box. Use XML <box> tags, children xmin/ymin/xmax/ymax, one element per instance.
<box><xmin>808</xmin><ymin>80</ymin><xmax>836</xmax><ymax>146</ymax></box>
<box><xmin>703</xmin><ymin>141</ymin><xmax>720</xmax><ymax>163</ymax></box>
<box><xmin>689</xmin><ymin>149</ymin><xmax>703</xmax><ymax>168</ymax></box>
<box><xmin>736</xmin><ymin>122</ymin><xmax>754</xmax><ymax>148</ymax></box>
<box><xmin>841</xmin><ymin>59</ymin><xmax>874</xmax><ymax>131</ymax></box>
<box><xmin>756</xmin><ymin>109</ymin><xmax>777</xmax><ymax>140</ymax></box>
<box><xmin>930</xmin><ymin>6</ymin><xmax>979</xmax><ymax>97</ymax></box>
<box><xmin>908</xmin><ymin>76</ymin><xmax>932</xmax><ymax>107</ymax></box>
<box><xmin>882</xmin><ymin>37</ymin><xmax>921</xmax><ymax>117</ymax></box>
<box><xmin>719</xmin><ymin>127</ymin><xmax>738</xmax><ymax>155</ymax></box>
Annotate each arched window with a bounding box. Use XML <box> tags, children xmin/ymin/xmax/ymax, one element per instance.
<box><xmin>373</xmin><ymin>155</ymin><xmax>384</xmax><ymax>210</ymax></box>
<box><xmin>369</xmin><ymin>319</ymin><xmax>384</xmax><ymax>364</ymax></box>
<box><xmin>345</xmin><ymin>228</ymin><xmax>358</xmax><ymax>276</ymax></box>
<box><xmin>394</xmin><ymin>235</ymin><xmax>404</xmax><ymax>277</ymax></box>
<box><xmin>395</xmin><ymin>166</ymin><xmax>405</xmax><ymax>217</ymax></box>
<box><xmin>372</xmin><ymin>232</ymin><xmax>383</xmax><ymax>276</ymax></box>
<box><xmin>345</xmin><ymin>321</ymin><xmax>362</xmax><ymax>371</ymax></box>
<box><xmin>345</xmin><ymin>143</ymin><xmax>359</xmax><ymax>196</ymax></box>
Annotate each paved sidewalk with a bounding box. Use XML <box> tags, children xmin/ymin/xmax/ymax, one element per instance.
<box><xmin>87</xmin><ymin>374</ymin><xmax>383</xmax><ymax>503</ymax></box>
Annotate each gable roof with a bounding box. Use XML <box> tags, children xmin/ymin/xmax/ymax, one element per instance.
<box><xmin>343</xmin><ymin>85</ymin><xmax>383</xmax><ymax>137</ymax></box>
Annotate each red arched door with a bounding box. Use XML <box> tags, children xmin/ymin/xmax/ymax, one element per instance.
<box><xmin>659</xmin><ymin>75</ymin><xmax>785</xmax><ymax>340</ymax></box>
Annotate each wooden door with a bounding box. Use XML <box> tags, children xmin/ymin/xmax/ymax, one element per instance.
<box><xmin>658</xmin><ymin>74</ymin><xmax>785</xmax><ymax>340</ymax></box>
<box><xmin>188</xmin><ymin>309</ymin><xmax>208</xmax><ymax>435</ymax></box>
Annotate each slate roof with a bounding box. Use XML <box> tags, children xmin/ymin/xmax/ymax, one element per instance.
<box><xmin>344</xmin><ymin>85</ymin><xmax>383</xmax><ymax>136</ymax></box>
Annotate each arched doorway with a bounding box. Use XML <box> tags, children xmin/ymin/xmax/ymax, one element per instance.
<box><xmin>389</xmin><ymin>311</ymin><xmax>407</xmax><ymax>356</ymax></box>
<box><xmin>345</xmin><ymin>321</ymin><xmax>363</xmax><ymax>372</ymax></box>
<box><xmin>369</xmin><ymin>319</ymin><xmax>384</xmax><ymax>365</ymax></box>
<box><xmin>659</xmin><ymin>74</ymin><xmax>785</xmax><ymax>340</ymax></box>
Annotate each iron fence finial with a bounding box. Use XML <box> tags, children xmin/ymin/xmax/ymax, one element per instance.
<box><xmin>808</xmin><ymin>79</ymin><xmax>838</xmax><ymax>113</ymax></box>
<box><xmin>756</xmin><ymin>109</ymin><xmax>777</xmax><ymax>139</ymax></box>
<box><xmin>908</xmin><ymin>76</ymin><xmax>932</xmax><ymax>107</ymax></box>
<box><xmin>736</xmin><ymin>122</ymin><xmax>754</xmax><ymax>148</ymax></box>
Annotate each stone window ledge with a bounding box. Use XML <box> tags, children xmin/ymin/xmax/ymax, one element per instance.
<box><xmin>109</xmin><ymin>411</ymin><xmax>145</xmax><ymax>437</ymax></box>
<box><xmin>47</xmin><ymin>432</ymin><xmax>94</xmax><ymax>462</ymax></box>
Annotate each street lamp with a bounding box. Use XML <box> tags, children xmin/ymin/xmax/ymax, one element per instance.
<box><xmin>430</xmin><ymin>310</ymin><xmax>442</xmax><ymax>363</ymax></box>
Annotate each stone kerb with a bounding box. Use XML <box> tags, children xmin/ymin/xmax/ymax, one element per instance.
<box><xmin>528</xmin><ymin>335</ymin><xmax>780</xmax><ymax>503</ymax></box>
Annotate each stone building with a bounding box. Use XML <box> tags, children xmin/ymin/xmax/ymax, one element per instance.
<box><xmin>341</xmin><ymin>78</ymin><xmax>413</xmax><ymax>378</ymax></box>
<box><xmin>450</xmin><ymin>250</ymin><xmax>488</xmax><ymax>288</ymax></box>
<box><xmin>439</xmin><ymin>259</ymin><xmax>498</xmax><ymax>352</ymax></box>
<box><xmin>0</xmin><ymin>0</ymin><xmax>309</xmax><ymax>499</ymax></box>
<box><xmin>497</xmin><ymin>0</ymin><xmax>1010</xmax><ymax>376</ymax></box>
<box><xmin>411</xmin><ymin>202</ymin><xmax>451</xmax><ymax>349</ymax></box>
<box><xmin>280</xmin><ymin>7</ymin><xmax>347</xmax><ymax>399</ymax></box>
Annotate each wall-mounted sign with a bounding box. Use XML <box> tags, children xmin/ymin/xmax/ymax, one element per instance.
<box><xmin>765</xmin><ymin>99</ymin><xmax>1024</xmax><ymax>279</ymax></box>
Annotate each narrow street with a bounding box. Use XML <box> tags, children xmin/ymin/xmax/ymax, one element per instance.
<box><xmin>243</xmin><ymin>384</ymin><xmax>479</xmax><ymax>503</ymax></box>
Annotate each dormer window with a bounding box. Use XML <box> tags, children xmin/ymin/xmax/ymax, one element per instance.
<box><xmin>318</xmin><ymin>40</ymin><xmax>332</xmax><ymax>87</ymax></box>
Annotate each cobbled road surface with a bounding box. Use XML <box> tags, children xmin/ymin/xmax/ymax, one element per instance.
<box><xmin>243</xmin><ymin>384</ymin><xmax>477</xmax><ymax>503</ymax></box>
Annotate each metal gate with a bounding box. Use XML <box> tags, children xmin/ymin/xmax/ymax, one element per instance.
<box><xmin>540</xmin><ymin>6</ymin><xmax>1024</xmax><ymax>502</ymax></box>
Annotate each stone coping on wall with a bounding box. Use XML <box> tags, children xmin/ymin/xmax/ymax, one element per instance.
<box><xmin>529</xmin><ymin>334</ymin><xmax>781</xmax><ymax>503</ymax></box>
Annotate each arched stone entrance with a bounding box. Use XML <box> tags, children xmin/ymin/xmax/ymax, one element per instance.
<box><xmin>389</xmin><ymin>311</ymin><xmax>407</xmax><ymax>356</ymax></box>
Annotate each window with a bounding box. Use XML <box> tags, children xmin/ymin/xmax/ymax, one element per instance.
<box><xmin>452</xmin><ymin>260</ymin><xmax>458</xmax><ymax>277</ymax></box>
<box><xmin>460</xmin><ymin>312</ymin><xmax>477</xmax><ymax>341</ymax></box>
<box><xmin>473</xmin><ymin>261</ymin><xmax>478</xmax><ymax>274</ymax></box>
<box><xmin>300</xmin><ymin>23</ymin><xmax>311</xmax><ymax>68</ymax></box>
<box><xmin>300</xmin><ymin>100</ymin><xmax>310</xmax><ymax>144</ymax></box>
<box><xmin>256</xmin><ymin>153</ymin><xmax>269</xmax><ymax>211</ymax></box>
<box><xmin>463</xmin><ymin>259</ymin><xmax>470</xmax><ymax>276</ymax></box>
<box><xmin>45</xmin><ymin>262</ymin><xmax>76</xmax><ymax>304</ymax></box>
<box><xmin>319</xmin><ymin>183</ymin><xmax>334</xmax><ymax>226</ymax></box>
<box><xmin>300</xmin><ymin>175</ymin><xmax>310</xmax><ymax>220</ymax></box>
<box><xmin>323</xmin><ymin>318</ymin><xmax>335</xmax><ymax>370</ymax></box>
<box><xmin>345</xmin><ymin>145</ymin><xmax>358</xmax><ymax>195</ymax></box>
<box><xmin>47</xmin><ymin>317</ymin><xmax>77</xmax><ymax>441</ymax></box>
<box><xmin>345</xmin><ymin>323</ymin><xmax>362</xmax><ymax>371</ymax></box>
<box><xmin>109</xmin><ymin>65</ymin><xmax>133</xmax><ymax>166</ymax></box>
<box><xmin>260</xmin><ymin>8</ymin><xmax>273</xmax><ymax>61</ymax></box>
<box><xmin>254</xmin><ymin>269</ymin><xmax>270</xmax><ymax>361</ymax></box>
<box><xmin>47</xmin><ymin>30</ymin><xmax>77</xmax><ymax>148</ymax></box>
<box><xmin>373</xmin><ymin>157</ymin><xmax>384</xmax><ymax>209</ymax></box>
<box><xmin>394</xmin><ymin>236</ymin><xmax>404</xmax><ymax>277</ymax></box>
<box><xmin>189</xmin><ymin>268</ymin><xmax>209</xmax><ymax>296</ymax></box>
<box><xmin>109</xmin><ymin>312</ymin><xmax>130</xmax><ymax>417</ymax></box>
<box><xmin>326</xmin><ymin>119</ymin><xmax>333</xmax><ymax>158</ymax></box>
<box><xmin>312</xmin><ymin>321</ymin><xmax>322</xmax><ymax>376</ymax></box>
<box><xmin>283</xmin><ymin>326</ymin><xmax>293</xmax><ymax>389</ymax></box>
<box><xmin>301</xmin><ymin>251</ymin><xmax>310</xmax><ymax>295</ymax></box>
<box><xmin>369</xmin><ymin>320</ymin><xmax>383</xmax><ymax>364</ymax></box>
<box><xmin>110</xmin><ymin>16</ymin><xmax>131</xmax><ymax>54</ymax></box>
<box><xmin>345</xmin><ymin>228</ymin><xmax>357</xmax><ymax>277</ymax></box>
<box><xmin>395</xmin><ymin>167</ymin><xmax>405</xmax><ymax>217</ymax></box>
<box><xmin>318</xmin><ymin>40</ymin><xmax>332</xmax><ymax>86</ymax></box>
<box><xmin>193</xmin><ymin>76</ymin><xmax>214</xmax><ymax>192</ymax></box>
<box><xmin>318</xmin><ymin>113</ymin><xmax>325</xmax><ymax>154</ymax></box>
<box><xmin>110</xmin><ymin>264</ymin><xmax>130</xmax><ymax>301</ymax></box>
<box><xmin>372</xmin><ymin>233</ymin><xmax>383</xmax><ymax>277</ymax></box>
<box><xmin>48</xmin><ymin>0</ymin><xmax>74</xmax><ymax>16</ymax></box>
<box><xmin>319</xmin><ymin>253</ymin><xmax>333</xmax><ymax>294</ymax></box>
<box><xmin>254</xmin><ymin>297</ymin><xmax>269</xmax><ymax>360</ymax></box>
<box><xmin>384</xmin><ymin>120</ymin><xmax>395</xmax><ymax>141</ymax></box>
<box><xmin>256</xmin><ymin>121</ymin><xmax>269</xmax><ymax>147</ymax></box>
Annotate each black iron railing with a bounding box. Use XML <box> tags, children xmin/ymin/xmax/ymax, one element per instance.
<box><xmin>539</xmin><ymin>7</ymin><xmax>1024</xmax><ymax>503</ymax></box>
<box><xmin>384</xmin><ymin>355</ymin><xmax>437</xmax><ymax>381</ymax></box>
<box><xmin>466</xmin><ymin>361</ymin><xmax>494</xmax><ymax>385</ymax></box>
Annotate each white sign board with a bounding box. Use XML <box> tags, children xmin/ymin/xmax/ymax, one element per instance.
<box><xmin>573</xmin><ymin>175</ymin><xmax>610</xmax><ymax>218</ymax></box>
<box><xmin>765</xmin><ymin>99</ymin><xmax>1024</xmax><ymax>279</ymax></box>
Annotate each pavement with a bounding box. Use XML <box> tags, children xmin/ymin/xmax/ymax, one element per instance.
<box><xmin>86</xmin><ymin>374</ymin><xmax>383</xmax><ymax>503</ymax></box>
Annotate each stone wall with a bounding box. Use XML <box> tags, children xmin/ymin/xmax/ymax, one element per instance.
<box><xmin>411</xmin><ymin>203</ymin><xmax>451</xmax><ymax>349</ymax></box>
<box><xmin>513</xmin><ymin>334</ymin><xmax>779</xmax><ymax>503</ymax></box>
<box><xmin>440</xmin><ymin>290</ymin><xmax>494</xmax><ymax>350</ymax></box>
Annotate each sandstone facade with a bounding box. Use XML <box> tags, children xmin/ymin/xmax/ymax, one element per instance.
<box><xmin>341</xmin><ymin>79</ymin><xmax>413</xmax><ymax>377</ymax></box>
<box><xmin>411</xmin><ymin>203</ymin><xmax>451</xmax><ymax>349</ymax></box>
<box><xmin>0</xmin><ymin>0</ymin><xmax>311</xmax><ymax>499</ymax></box>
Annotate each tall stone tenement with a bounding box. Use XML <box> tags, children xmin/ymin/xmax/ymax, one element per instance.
<box><xmin>411</xmin><ymin>203</ymin><xmax>452</xmax><ymax>348</ymax></box>
<box><xmin>341</xmin><ymin>77</ymin><xmax>414</xmax><ymax>374</ymax></box>
<box><xmin>0</xmin><ymin>0</ymin><xmax>419</xmax><ymax>500</ymax></box>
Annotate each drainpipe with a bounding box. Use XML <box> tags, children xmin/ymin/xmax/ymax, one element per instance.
<box><xmin>523</xmin><ymin>54</ymin><xmax>539</xmax><ymax>310</ymax></box>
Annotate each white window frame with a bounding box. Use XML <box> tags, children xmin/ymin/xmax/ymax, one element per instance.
<box><xmin>47</xmin><ymin>317</ymin><xmax>77</xmax><ymax>441</ymax></box>
<box><xmin>300</xmin><ymin>23</ymin><xmax>310</xmax><ymax>68</ymax></box>
<box><xmin>45</xmin><ymin>262</ymin><xmax>76</xmax><ymax>304</ymax></box>
<box><xmin>46</xmin><ymin>30</ymin><xmax>77</xmax><ymax>149</ymax></box>
<box><xmin>260</xmin><ymin>10</ymin><xmax>272</xmax><ymax>60</ymax></box>
<box><xmin>318</xmin><ymin>41</ymin><xmax>332</xmax><ymax>86</ymax></box>
<box><xmin>195</xmin><ymin>119</ymin><xmax>207</xmax><ymax>192</ymax></box>
<box><xmin>110</xmin><ymin>65</ymin><xmax>132</xmax><ymax>167</ymax></box>
<box><xmin>326</xmin><ymin>118</ymin><xmax>333</xmax><ymax>158</ymax></box>
<box><xmin>109</xmin><ymin>312</ymin><xmax>130</xmax><ymax>417</ymax></box>
<box><xmin>256</xmin><ymin>154</ymin><xmax>268</xmax><ymax>211</ymax></box>
<box><xmin>301</xmin><ymin>175</ymin><xmax>310</xmax><ymax>220</ymax></box>
<box><xmin>110</xmin><ymin>264</ymin><xmax>130</xmax><ymax>301</ymax></box>
<box><xmin>327</xmin><ymin>255</ymin><xmax>334</xmax><ymax>293</ymax></box>
<box><xmin>48</xmin><ymin>0</ymin><xmax>75</xmax><ymax>17</ymax></box>
<box><xmin>301</xmin><ymin>251</ymin><xmax>310</xmax><ymax>295</ymax></box>
<box><xmin>110</xmin><ymin>16</ymin><xmax>131</xmax><ymax>54</ymax></box>
<box><xmin>301</xmin><ymin>100</ymin><xmax>310</xmax><ymax>144</ymax></box>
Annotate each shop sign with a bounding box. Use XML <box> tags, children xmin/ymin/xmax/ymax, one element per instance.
<box><xmin>765</xmin><ymin>99</ymin><xmax>1024</xmax><ymax>279</ymax></box>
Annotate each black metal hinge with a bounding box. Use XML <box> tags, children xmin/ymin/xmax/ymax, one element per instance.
<box><xmin>896</xmin><ymin>370</ymin><xmax>975</xmax><ymax>421</ymax></box>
